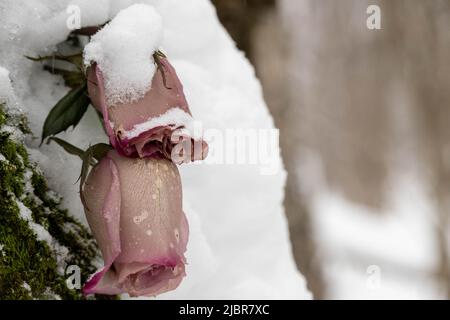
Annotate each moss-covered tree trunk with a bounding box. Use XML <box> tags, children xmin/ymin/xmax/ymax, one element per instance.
<box><xmin>0</xmin><ymin>103</ymin><xmax>108</xmax><ymax>299</ymax></box>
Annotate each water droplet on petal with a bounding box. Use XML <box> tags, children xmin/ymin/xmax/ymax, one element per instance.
<box><xmin>133</xmin><ymin>210</ymin><xmax>149</xmax><ymax>224</ymax></box>
<box><xmin>133</xmin><ymin>217</ymin><xmax>140</xmax><ymax>224</ymax></box>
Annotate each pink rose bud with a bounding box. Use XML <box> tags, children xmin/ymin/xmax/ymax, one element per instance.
<box><xmin>82</xmin><ymin>150</ymin><xmax>188</xmax><ymax>297</ymax></box>
<box><xmin>86</xmin><ymin>57</ymin><xmax>208</xmax><ymax>163</ymax></box>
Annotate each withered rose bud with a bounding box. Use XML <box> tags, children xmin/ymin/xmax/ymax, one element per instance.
<box><xmin>82</xmin><ymin>150</ymin><xmax>188</xmax><ymax>297</ymax></box>
<box><xmin>86</xmin><ymin>57</ymin><xmax>208</xmax><ymax>163</ymax></box>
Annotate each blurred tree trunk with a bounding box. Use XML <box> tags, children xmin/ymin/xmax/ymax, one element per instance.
<box><xmin>279</xmin><ymin>0</ymin><xmax>390</xmax><ymax>209</ymax></box>
<box><xmin>213</xmin><ymin>0</ymin><xmax>450</xmax><ymax>298</ymax></box>
<box><xmin>212</xmin><ymin>0</ymin><xmax>325</xmax><ymax>298</ymax></box>
<box><xmin>280</xmin><ymin>0</ymin><xmax>450</xmax><ymax>297</ymax></box>
<box><xmin>392</xmin><ymin>1</ymin><xmax>450</xmax><ymax>297</ymax></box>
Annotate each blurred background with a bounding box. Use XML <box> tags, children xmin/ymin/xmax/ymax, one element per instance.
<box><xmin>211</xmin><ymin>0</ymin><xmax>450</xmax><ymax>299</ymax></box>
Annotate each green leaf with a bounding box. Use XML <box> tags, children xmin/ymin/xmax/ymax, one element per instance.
<box><xmin>154</xmin><ymin>50</ymin><xmax>167</xmax><ymax>59</ymax></box>
<box><xmin>69</xmin><ymin>21</ymin><xmax>110</xmax><ymax>37</ymax></box>
<box><xmin>78</xmin><ymin>143</ymin><xmax>112</xmax><ymax>185</ymax></box>
<box><xmin>49</xmin><ymin>141</ymin><xmax>113</xmax><ymax>209</ymax></box>
<box><xmin>25</xmin><ymin>52</ymin><xmax>83</xmax><ymax>70</ymax></box>
<box><xmin>48</xmin><ymin>139</ymin><xmax>112</xmax><ymax>183</ymax></box>
<box><xmin>47</xmin><ymin>137</ymin><xmax>92</xmax><ymax>162</ymax></box>
<box><xmin>78</xmin><ymin>143</ymin><xmax>112</xmax><ymax>209</ymax></box>
<box><xmin>43</xmin><ymin>66</ymin><xmax>85</xmax><ymax>89</ymax></box>
<box><xmin>153</xmin><ymin>51</ymin><xmax>171</xmax><ymax>90</ymax></box>
<box><xmin>41</xmin><ymin>84</ymin><xmax>90</xmax><ymax>144</ymax></box>
<box><xmin>79</xmin><ymin>146</ymin><xmax>93</xmax><ymax>209</ymax></box>
<box><xmin>87</xmin><ymin>143</ymin><xmax>113</xmax><ymax>162</ymax></box>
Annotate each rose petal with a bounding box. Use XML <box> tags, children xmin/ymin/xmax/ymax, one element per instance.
<box><xmin>108</xmin><ymin>152</ymin><xmax>186</xmax><ymax>264</ymax></box>
<box><xmin>83</xmin><ymin>155</ymin><xmax>122</xmax><ymax>295</ymax></box>
<box><xmin>82</xmin><ymin>151</ymin><xmax>189</xmax><ymax>296</ymax></box>
<box><xmin>87</xmin><ymin>57</ymin><xmax>208</xmax><ymax>162</ymax></box>
<box><xmin>86</xmin><ymin>65</ymin><xmax>117</xmax><ymax>150</ymax></box>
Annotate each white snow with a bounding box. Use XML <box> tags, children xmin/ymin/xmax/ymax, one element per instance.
<box><xmin>0</xmin><ymin>66</ymin><xmax>14</xmax><ymax>104</ymax></box>
<box><xmin>123</xmin><ymin>107</ymin><xmax>200</xmax><ymax>140</ymax></box>
<box><xmin>22</xmin><ymin>282</ymin><xmax>31</xmax><ymax>292</ymax></box>
<box><xmin>0</xmin><ymin>65</ymin><xmax>20</xmax><ymax>114</ymax></box>
<box><xmin>0</xmin><ymin>66</ymin><xmax>26</xmax><ymax>142</ymax></box>
<box><xmin>300</xmin><ymin>149</ymin><xmax>443</xmax><ymax>299</ymax></box>
<box><xmin>16</xmin><ymin>197</ymin><xmax>69</xmax><ymax>275</ymax></box>
<box><xmin>0</xmin><ymin>0</ymin><xmax>310</xmax><ymax>299</ymax></box>
<box><xmin>313</xmin><ymin>188</ymin><xmax>441</xmax><ymax>299</ymax></box>
<box><xmin>84</xmin><ymin>4</ymin><xmax>163</xmax><ymax>106</ymax></box>
<box><xmin>0</xmin><ymin>67</ymin><xmax>71</xmax><ymax>275</ymax></box>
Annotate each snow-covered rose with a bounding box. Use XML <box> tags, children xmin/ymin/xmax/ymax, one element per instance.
<box><xmin>82</xmin><ymin>150</ymin><xmax>188</xmax><ymax>297</ymax></box>
<box><xmin>86</xmin><ymin>57</ymin><xmax>208</xmax><ymax>163</ymax></box>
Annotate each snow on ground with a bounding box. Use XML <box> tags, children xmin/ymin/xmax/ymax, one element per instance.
<box><xmin>0</xmin><ymin>0</ymin><xmax>310</xmax><ymax>299</ymax></box>
<box><xmin>302</xmin><ymin>155</ymin><xmax>443</xmax><ymax>299</ymax></box>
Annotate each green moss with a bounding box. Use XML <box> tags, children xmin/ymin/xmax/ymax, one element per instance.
<box><xmin>0</xmin><ymin>197</ymin><xmax>76</xmax><ymax>299</ymax></box>
<box><xmin>0</xmin><ymin>107</ymin><xmax>6</xmax><ymax>127</ymax></box>
<box><xmin>0</xmin><ymin>106</ymin><xmax>112</xmax><ymax>300</ymax></box>
<box><xmin>0</xmin><ymin>162</ymin><xmax>24</xmax><ymax>198</ymax></box>
<box><xmin>16</xmin><ymin>114</ymin><xmax>31</xmax><ymax>135</ymax></box>
<box><xmin>28</xmin><ymin>170</ymin><xmax>98</xmax><ymax>277</ymax></box>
